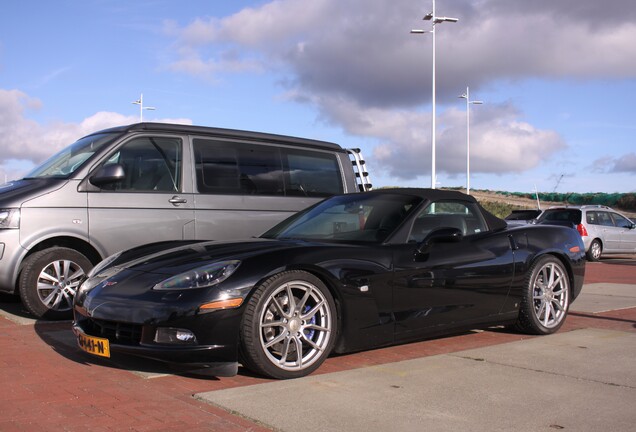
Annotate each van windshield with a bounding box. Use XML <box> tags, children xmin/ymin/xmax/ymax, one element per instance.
<box><xmin>25</xmin><ymin>132</ymin><xmax>119</xmax><ymax>179</ymax></box>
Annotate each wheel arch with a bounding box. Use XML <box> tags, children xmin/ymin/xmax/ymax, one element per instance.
<box><xmin>246</xmin><ymin>264</ymin><xmax>346</xmax><ymax>349</ymax></box>
<box><xmin>590</xmin><ymin>237</ymin><xmax>603</xmax><ymax>250</ymax></box>
<box><xmin>19</xmin><ymin>236</ymin><xmax>103</xmax><ymax>274</ymax></box>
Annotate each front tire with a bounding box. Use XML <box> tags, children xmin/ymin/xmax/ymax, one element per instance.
<box><xmin>516</xmin><ymin>256</ymin><xmax>570</xmax><ymax>335</ymax></box>
<box><xmin>586</xmin><ymin>239</ymin><xmax>602</xmax><ymax>261</ymax></box>
<box><xmin>240</xmin><ymin>271</ymin><xmax>337</xmax><ymax>379</ymax></box>
<box><xmin>19</xmin><ymin>247</ymin><xmax>93</xmax><ymax>320</ymax></box>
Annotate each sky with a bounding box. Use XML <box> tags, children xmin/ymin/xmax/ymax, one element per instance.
<box><xmin>1</xmin><ymin>0</ymin><xmax>635</xmax><ymax>193</ymax></box>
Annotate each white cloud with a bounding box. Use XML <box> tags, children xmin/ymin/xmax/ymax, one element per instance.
<box><xmin>166</xmin><ymin>0</ymin><xmax>636</xmax><ymax>103</ymax></box>
<box><xmin>306</xmin><ymin>96</ymin><xmax>566</xmax><ymax>180</ymax></box>
<box><xmin>0</xmin><ymin>89</ymin><xmax>192</xmax><ymax>179</ymax></box>
<box><xmin>159</xmin><ymin>0</ymin><xmax>635</xmax><ymax>181</ymax></box>
<box><xmin>592</xmin><ymin>153</ymin><xmax>636</xmax><ymax>174</ymax></box>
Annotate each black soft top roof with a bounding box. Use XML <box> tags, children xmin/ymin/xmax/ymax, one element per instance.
<box><xmin>372</xmin><ymin>188</ymin><xmax>508</xmax><ymax>232</ymax></box>
<box><xmin>373</xmin><ymin>188</ymin><xmax>477</xmax><ymax>202</ymax></box>
<box><xmin>87</xmin><ymin>122</ymin><xmax>344</xmax><ymax>151</ymax></box>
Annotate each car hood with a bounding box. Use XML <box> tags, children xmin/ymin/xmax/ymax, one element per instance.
<box><xmin>110</xmin><ymin>238</ymin><xmax>317</xmax><ymax>275</ymax></box>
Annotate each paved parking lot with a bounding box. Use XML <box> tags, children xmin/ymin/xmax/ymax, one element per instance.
<box><xmin>1</xmin><ymin>257</ymin><xmax>635</xmax><ymax>431</ymax></box>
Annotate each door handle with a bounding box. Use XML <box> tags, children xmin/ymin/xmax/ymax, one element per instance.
<box><xmin>169</xmin><ymin>196</ymin><xmax>187</xmax><ymax>205</ymax></box>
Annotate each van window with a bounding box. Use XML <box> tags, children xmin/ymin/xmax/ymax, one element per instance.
<box><xmin>283</xmin><ymin>149</ymin><xmax>343</xmax><ymax>197</ymax></box>
<box><xmin>101</xmin><ymin>137</ymin><xmax>182</xmax><ymax>192</ymax></box>
<box><xmin>194</xmin><ymin>140</ymin><xmax>284</xmax><ymax>195</ymax></box>
<box><xmin>193</xmin><ymin>139</ymin><xmax>343</xmax><ymax>197</ymax></box>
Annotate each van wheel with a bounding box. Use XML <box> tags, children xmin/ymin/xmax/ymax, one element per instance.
<box><xmin>19</xmin><ymin>247</ymin><xmax>93</xmax><ymax>320</ymax></box>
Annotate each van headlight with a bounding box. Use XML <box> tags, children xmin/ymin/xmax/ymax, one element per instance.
<box><xmin>153</xmin><ymin>260</ymin><xmax>241</xmax><ymax>291</ymax></box>
<box><xmin>0</xmin><ymin>208</ymin><xmax>20</xmax><ymax>229</ymax></box>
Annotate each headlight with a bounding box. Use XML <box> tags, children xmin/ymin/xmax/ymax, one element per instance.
<box><xmin>153</xmin><ymin>260</ymin><xmax>241</xmax><ymax>291</ymax></box>
<box><xmin>0</xmin><ymin>208</ymin><xmax>20</xmax><ymax>229</ymax></box>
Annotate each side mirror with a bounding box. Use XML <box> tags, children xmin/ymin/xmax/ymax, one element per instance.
<box><xmin>89</xmin><ymin>164</ymin><xmax>125</xmax><ymax>187</ymax></box>
<box><xmin>416</xmin><ymin>227</ymin><xmax>463</xmax><ymax>256</ymax></box>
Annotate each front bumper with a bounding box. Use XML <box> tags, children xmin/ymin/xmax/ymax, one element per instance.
<box><xmin>73</xmin><ymin>302</ymin><xmax>243</xmax><ymax>376</ymax></box>
<box><xmin>0</xmin><ymin>229</ymin><xmax>26</xmax><ymax>293</ymax></box>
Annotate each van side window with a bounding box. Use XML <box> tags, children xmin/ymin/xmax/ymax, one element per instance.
<box><xmin>102</xmin><ymin>137</ymin><xmax>182</xmax><ymax>192</ymax></box>
<box><xmin>193</xmin><ymin>139</ymin><xmax>344</xmax><ymax>197</ymax></box>
<box><xmin>282</xmin><ymin>149</ymin><xmax>343</xmax><ymax>197</ymax></box>
<box><xmin>194</xmin><ymin>139</ymin><xmax>284</xmax><ymax>195</ymax></box>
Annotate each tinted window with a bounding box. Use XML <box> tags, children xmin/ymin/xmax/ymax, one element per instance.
<box><xmin>101</xmin><ymin>136</ymin><xmax>182</xmax><ymax>192</ymax></box>
<box><xmin>193</xmin><ymin>139</ymin><xmax>344</xmax><ymax>197</ymax></box>
<box><xmin>540</xmin><ymin>209</ymin><xmax>581</xmax><ymax>224</ymax></box>
<box><xmin>283</xmin><ymin>149</ymin><xmax>343</xmax><ymax>197</ymax></box>
<box><xmin>194</xmin><ymin>139</ymin><xmax>283</xmax><ymax>195</ymax></box>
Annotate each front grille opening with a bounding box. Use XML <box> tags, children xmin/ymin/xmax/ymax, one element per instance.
<box><xmin>81</xmin><ymin>317</ymin><xmax>143</xmax><ymax>345</ymax></box>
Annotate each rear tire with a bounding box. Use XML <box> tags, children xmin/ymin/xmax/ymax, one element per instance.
<box><xmin>586</xmin><ymin>239</ymin><xmax>602</xmax><ymax>261</ymax></box>
<box><xmin>516</xmin><ymin>256</ymin><xmax>570</xmax><ymax>335</ymax></box>
<box><xmin>19</xmin><ymin>247</ymin><xmax>93</xmax><ymax>320</ymax></box>
<box><xmin>240</xmin><ymin>270</ymin><xmax>337</xmax><ymax>379</ymax></box>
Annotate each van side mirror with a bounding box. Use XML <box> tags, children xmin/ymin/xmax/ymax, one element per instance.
<box><xmin>416</xmin><ymin>227</ymin><xmax>463</xmax><ymax>256</ymax></box>
<box><xmin>90</xmin><ymin>164</ymin><xmax>125</xmax><ymax>187</ymax></box>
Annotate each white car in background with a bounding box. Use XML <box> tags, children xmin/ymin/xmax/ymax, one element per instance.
<box><xmin>535</xmin><ymin>205</ymin><xmax>636</xmax><ymax>261</ymax></box>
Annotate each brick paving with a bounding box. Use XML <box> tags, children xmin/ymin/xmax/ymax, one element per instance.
<box><xmin>0</xmin><ymin>259</ymin><xmax>634</xmax><ymax>431</ymax></box>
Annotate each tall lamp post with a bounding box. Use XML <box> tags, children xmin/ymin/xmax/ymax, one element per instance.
<box><xmin>459</xmin><ymin>86</ymin><xmax>482</xmax><ymax>195</ymax></box>
<box><xmin>132</xmin><ymin>93</ymin><xmax>156</xmax><ymax>122</ymax></box>
<box><xmin>411</xmin><ymin>0</ymin><xmax>458</xmax><ymax>189</ymax></box>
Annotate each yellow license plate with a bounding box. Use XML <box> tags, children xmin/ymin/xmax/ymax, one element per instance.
<box><xmin>77</xmin><ymin>331</ymin><xmax>111</xmax><ymax>358</ymax></box>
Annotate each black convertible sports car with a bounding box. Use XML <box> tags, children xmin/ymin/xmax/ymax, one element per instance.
<box><xmin>73</xmin><ymin>188</ymin><xmax>585</xmax><ymax>379</ymax></box>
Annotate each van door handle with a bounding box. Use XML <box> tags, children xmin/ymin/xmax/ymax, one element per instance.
<box><xmin>169</xmin><ymin>196</ymin><xmax>187</xmax><ymax>206</ymax></box>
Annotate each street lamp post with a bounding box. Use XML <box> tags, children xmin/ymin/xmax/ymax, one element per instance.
<box><xmin>411</xmin><ymin>0</ymin><xmax>458</xmax><ymax>189</ymax></box>
<box><xmin>459</xmin><ymin>86</ymin><xmax>482</xmax><ymax>195</ymax></box>
<box><xmin>132</xmin><ymin>93</ymin><xmax>156</xmax><ymax>122</ymax></box>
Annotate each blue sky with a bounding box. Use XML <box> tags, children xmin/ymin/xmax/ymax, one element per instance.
<box><xmin>1</xmin><ymin>0</ymin><xmax>635</xmax><ymax>193</ymax></box>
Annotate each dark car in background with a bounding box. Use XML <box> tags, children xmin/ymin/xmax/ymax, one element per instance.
<box><xmin>73</xmin><ymin>189</ymin><xmax>585</xmax><ymax>379</ymax></box>
<box><xmin>535</xmin><ymin>205</ymin><xmax>636</xmax><ymax>261</ymax></box>
<box><xmin>505</xmin><ymin>209</ymin><xmax>543</xmax><ymax>221</ymax></box>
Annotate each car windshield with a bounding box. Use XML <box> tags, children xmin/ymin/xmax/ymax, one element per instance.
<box><xmin>262</xmin><ymin>193</ymin><xmax>423</xmax><ymax>243</ymax></box>
<box><xmin>24</xmin><ymin>132</ymin><xmax>119</xmax><ymax>179</ymax></box>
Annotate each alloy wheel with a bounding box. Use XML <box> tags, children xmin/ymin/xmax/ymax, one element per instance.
<box><xmin>258</xmin><ymin>280</ymin><xmax>333</xmax><ymax>372</ymax></box>
<box><xmin>36</xmin><ymin>259</ymin><xmax>86</xmax><ymax>312</ymax></box>
<box><xmin>532</xmin><ymin>261</ymin><xmax>569</xmax><ymax>329</ymax></box>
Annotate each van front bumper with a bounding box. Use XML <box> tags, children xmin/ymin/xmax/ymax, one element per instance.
<box><xmin>0</xmin><ymin>229</ymin><xmax>25</xmax><ymax>293</ymax></box>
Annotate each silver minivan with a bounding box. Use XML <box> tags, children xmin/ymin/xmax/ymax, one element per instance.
<box><xmin>0</xmin><ymin>123</ymin><xmax>370</xmax><ymax>319</ymax></box>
